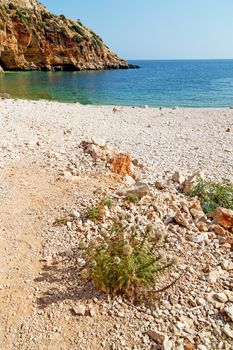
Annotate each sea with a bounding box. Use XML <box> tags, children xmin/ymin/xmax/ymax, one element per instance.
<box><xmin>1</xmin><ymin>59</ymin><xmax>233</xmax><ymax>107</ymax></box>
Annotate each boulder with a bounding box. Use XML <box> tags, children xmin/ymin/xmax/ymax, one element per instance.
<box><xmin>117</xmin><ymin>182</ymin><xmax>150</xmax><ymax>198</ymax></box>
<box><xmin>111</xmin><ymin>153</ymin><xmax>131</xmax><ymax>176</ymax></box>
<box><xmin>174</xmin><ymin>211</ymin><xmax>190</xmax><ymax>229</ymax></box>
<box><xmin>147</xmin><ymin>330</ymin><xmax>165</xmax><ymax>344</ymax></box>
<box><xmin>172</xmin><ymin>171</ymin><xmax>185</xmax><ymax>184</ymax></box>
<box><xmin>183</xmin><ymin>173</ymin><xmax>204</xmax><ymax>193</ymax></box>
<box><xmin>213</xmin><ymin>207</ymin><xmax>233</xmax><ymax>230</ymax></box>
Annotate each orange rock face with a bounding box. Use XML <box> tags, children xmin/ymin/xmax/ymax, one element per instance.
<box><xmin>0</xmin><ymin>0</ymin><xmax>130</xmax><ymax>71</ymax></box>
<box><xmin>111</xmin><ymin>153</ymin><xmax>131</xmax><ymax>177</ymax></box>
<box><xmin>213</xmin><ymin>207</ymin><xmax>233</xmax><ymax>230</ymax></box>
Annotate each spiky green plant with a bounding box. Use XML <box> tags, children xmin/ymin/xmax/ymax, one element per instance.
<box><xmin>88</xmin><ymin>205</ymin><xmax>101</xmax><ymax>222</ymax></box>
<box><xmin>79</xmin><ymin>221</ymin><xmax>177</xmax><ymax>296</ymax></box>
<box><xmin>126</xmin><ymin>193</ymin><xmax>140</xmax><ymax>204</ymax></box>
<box><xmin>103</xmin><ymin>198</ymin><xmax>113</xmax><ymax>209</ymax></box>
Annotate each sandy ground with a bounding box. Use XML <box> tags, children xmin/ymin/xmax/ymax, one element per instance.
<box><xmin>0</xmin><ymin>99</ymin><xmax>232</xmax><ymax>350</ymax></box>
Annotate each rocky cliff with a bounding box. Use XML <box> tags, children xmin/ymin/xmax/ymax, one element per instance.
<box><xmin>0</xmin><ymin>0</ymin><xmax>135</xmax><ymax>71</ymax></box>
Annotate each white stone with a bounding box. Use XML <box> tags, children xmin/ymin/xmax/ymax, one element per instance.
<box><xmin>207</xmin><ymin>270</ymin><xmax>221</xmax><ymax>284</ymax></box>
<box><xmin>224</xmin><ymin>290</ymin><xmax>233</xmax><ymax>302</ymax></box>
<box><xmin>223</xmin><ymin>324</ymin><xmax>233</xmax><ymax>339</ymax></box>
<box><xmin>163</xmin><ymin>336</ymin><xmax>173</xmax><ymax>350</ymax></box>
<box><xmin>224</xmin><ymin>304</ymin><xmax>233</xmax><ymax>322</ymax></box>
<box><xmin>198</xmin><ymin>345</ymin><xmax>208</xmax><ymax>350</ymax></box>
<box><xmin>72</xmin><ymin>304</ymin><xmax>86</xmax><ymax>316</ymax></box>
<box><xmin>214</xmin><ymin>292</ymin><xmax>228</xmax><ymax>304</ymax></box>
<box><xmin>123</xmin><ymin>175</ymin><xmax>136</xmax><ymax>186</ymax></box>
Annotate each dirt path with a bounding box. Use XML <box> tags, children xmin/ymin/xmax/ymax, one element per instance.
<box><xmin>0</xmin><ymin>160</ymin><xmax>76</xmax><ymax>349</ymax></box>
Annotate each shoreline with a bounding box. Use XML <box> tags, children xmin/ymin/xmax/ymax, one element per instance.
<box><xmin>2</xmin><ymin>95</ymin><xmax>233</xmax><ymax>109</ymax></box>
<box><xmin>0</xmin><ymin>98</ymin><xmax>232</xmax><ymax>182</ymax></box>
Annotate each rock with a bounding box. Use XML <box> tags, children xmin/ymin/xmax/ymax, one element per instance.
<box><xmin>70</xmin><ymin>209</ymin><xmax>80</xmax><ymax>219</ymax></box>
<box><xmin>192</xmin><ymin>232</ymin><xmax>209</xmax><ymax>243</ymax></box>
<box><xmin>195</xmin><ymin>221</ymin><xmax>208</xmax><ymax>232</ymax></box>
<box><xmin>221</xmin><ymin>260</ymin><xmax>233</xmax><ymax>271</ymax></box>
<box><xmin>123</xmin><ymin>175</ymin><xmax>136</xmax><ymax>186</ymax></box>
<box><xmin>213</xmin><ymin>207</ymin><xmax>233</xmax><ymax>230</ymax></box>
<box><xmin>172</xmin><ymin>171</ymin><xmax>186</xmax><ymax>185</ymax></box>
<box><xmin>190</xmin><ymin>208</ymin><xmax>205</xmax><ymax>220</ymax></box>
<box><xmin>197</xmin><ymin>346</ymin><xmax>208</xmax><ymax>350</ymax></box>
<box><xmin>174</xmin><ymin>211</ymin><xmax>190</xmax><ymax>228</ymax></box>
<box><xmin>89</xmin><ymin>306</ymin><xmax>98</xmax><ymax>317</ymax></box>
<box><xmin>207</xmin><ymin>270</ymin><xmax>222</xmax><ymax>284</ymax></box>
<box><xmin>211</xmin><ymin>224</ymin><xmax>227</xmax><ymax>236</ymax></box>
<box><xmin>117</xmin><ymin>182</ymin><xmax>150</xmax><ymax>198</ymax></box>
<box><xmin>223</xmin><ymin>324</ymin><xmax>233</xmax><ymax>339</ymax></box>
<box><xmin>72</xmin><ymin>304</ymin><xmax>86</xmax><ymax>316</ymax></box>
<box><xmin>175</xmin><ymin>322</ymin><xmax>185</xmax><ymax>330</ymax></box>
<box><xmin>111</xmin><ymin>153</ymin><xmax>131</xmax><ymax>176</ymax></box>
<box><xmin>163</xmin><ymin>336</ymin><xmax>173</xmax><ymax>350</ymax></box>
<box><xmin>184</xmin><ymin>340</ymin><xmax>197</xmax><ymax>350</ymax></box>
<box><xmin>224</xmin><ymin>304</ymin><xmax>233</xmax><ymax>321</ymax></box>
<box><xmin>183</xmin><ymin>173</ymin><xmax>204</xmax><ymax>193</ymax></box>
<box><xmin>224</xmin><ymin>290</ymin><xmax>233</xmax><ymax>302</ymax></box>
<box><xmin>0</xmin><ymin>93</ymin><xmax>11</xmax><ymax>99</ymax></box>
<box><xmin>207</xmin><ymin>291</ymin><xmax>225</xmax><ymax>308</ymax></box>
<box><xmin>214</xmin><ymin>292</ymin><xmax>228</xmax><ymax>304</ymax></box>
<box><xmin>147</xmin><ymin>330</ymin><xmax>165</xmax><ymax>344</ymax></box>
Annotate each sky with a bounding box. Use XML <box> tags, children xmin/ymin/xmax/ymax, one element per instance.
<box><xmin>42</xmin><ymin>0</ymin><xmax>233</xmax><ymax>60</ymax></box>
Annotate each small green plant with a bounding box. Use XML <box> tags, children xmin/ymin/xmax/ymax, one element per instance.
<box><xmin>71</xmin><ymin>24</ymin><xmax>85</xmax><ymax>36</ymax></box>
<box><xmin>60</xmin><ymin>27</ymin><xmax>67</xmax><ymax>34</ymax></box>
<box><xmin>74</xmin><ymin>34</ymin><xmax>83</xmax><ymax>44</ymax></box>
<box><xmin>126</xmin><ymin>193</ymin><xmax>140</xmax><ymax>204</ymax></box>
<box><xmin>79</xmin><ymin>221</ymin><xmax>177</xmax><ymax>296</ymax></box>
<box><xmin>88</xmin><ymin>205</ymin><xmax>101</xmax><ymax>222</ymax></box>
<box><xmin>189</xmin><ymin>178</ymin><xmax>233</xmax><ymax>213</ymax></box>
<box><xmin>8</xmin><ymin>2</ymin><xmax>17</xmax><ymax>10</ymax></box>
<box><xmin>103</xmin><ymin>198</ymin><xmax>113</xmax><ymax>209</ymax></box>
<box><xmin>38</xmin><ymin>20</ymin><xmax>45</xmax><ymax>29</ymax></box>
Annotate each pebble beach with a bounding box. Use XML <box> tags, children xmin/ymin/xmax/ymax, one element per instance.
<box><xmin>0</xmin><ymin>99</ymin><xmax>232</xmax><ymax>180</ymax></box>
<box><xmin>0</xmin><ymin>98</ymin><xmax>233</xmax><ymax>350</ymax></box>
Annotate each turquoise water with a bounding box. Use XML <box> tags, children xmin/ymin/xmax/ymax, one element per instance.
<box><xmin>1</xmin><ymin>60</ymin><xmax>233</xmax><ymax>107</ymax></box>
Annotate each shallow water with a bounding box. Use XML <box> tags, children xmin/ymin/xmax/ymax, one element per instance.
<box><xmin>1</xmin><ymin>60</ymin><xmax>233</xmax><ymax>107</ymax></box>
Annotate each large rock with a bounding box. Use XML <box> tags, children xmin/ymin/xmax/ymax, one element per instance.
<box><xmin>111</xmin><ymin>153</ymin><xmax>131</xmax><ymax>176</ymax></box>
<box><xmin>0</xmin><ymin>0</ymin><xmax>133</xmax><ymax>71</ymax></box>
<box><xmin>117</xmin><ymin>182</ymin><xmax>150</xmax><ymax>198</ymax></box>
<box><xmin>183</xmin><ymin>173</ymin><xmax>204</xmax><ymax>193</ymax></box>
<box><xmin>213</xmin><ymin>207</ymin><xmax>233</xmax><ymax>230</ymax></box>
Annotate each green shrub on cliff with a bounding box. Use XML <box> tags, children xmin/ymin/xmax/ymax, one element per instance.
<box><xmin>38</xmin><ymin>20</ymin><xmax>45</xmax><ymax>29</ymax></box>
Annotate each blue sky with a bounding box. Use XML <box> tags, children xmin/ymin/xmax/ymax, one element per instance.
<box><xmin>42</xmin><ymin>0</ymin><xmax>233</xmax><ymax>60</ymax></box>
